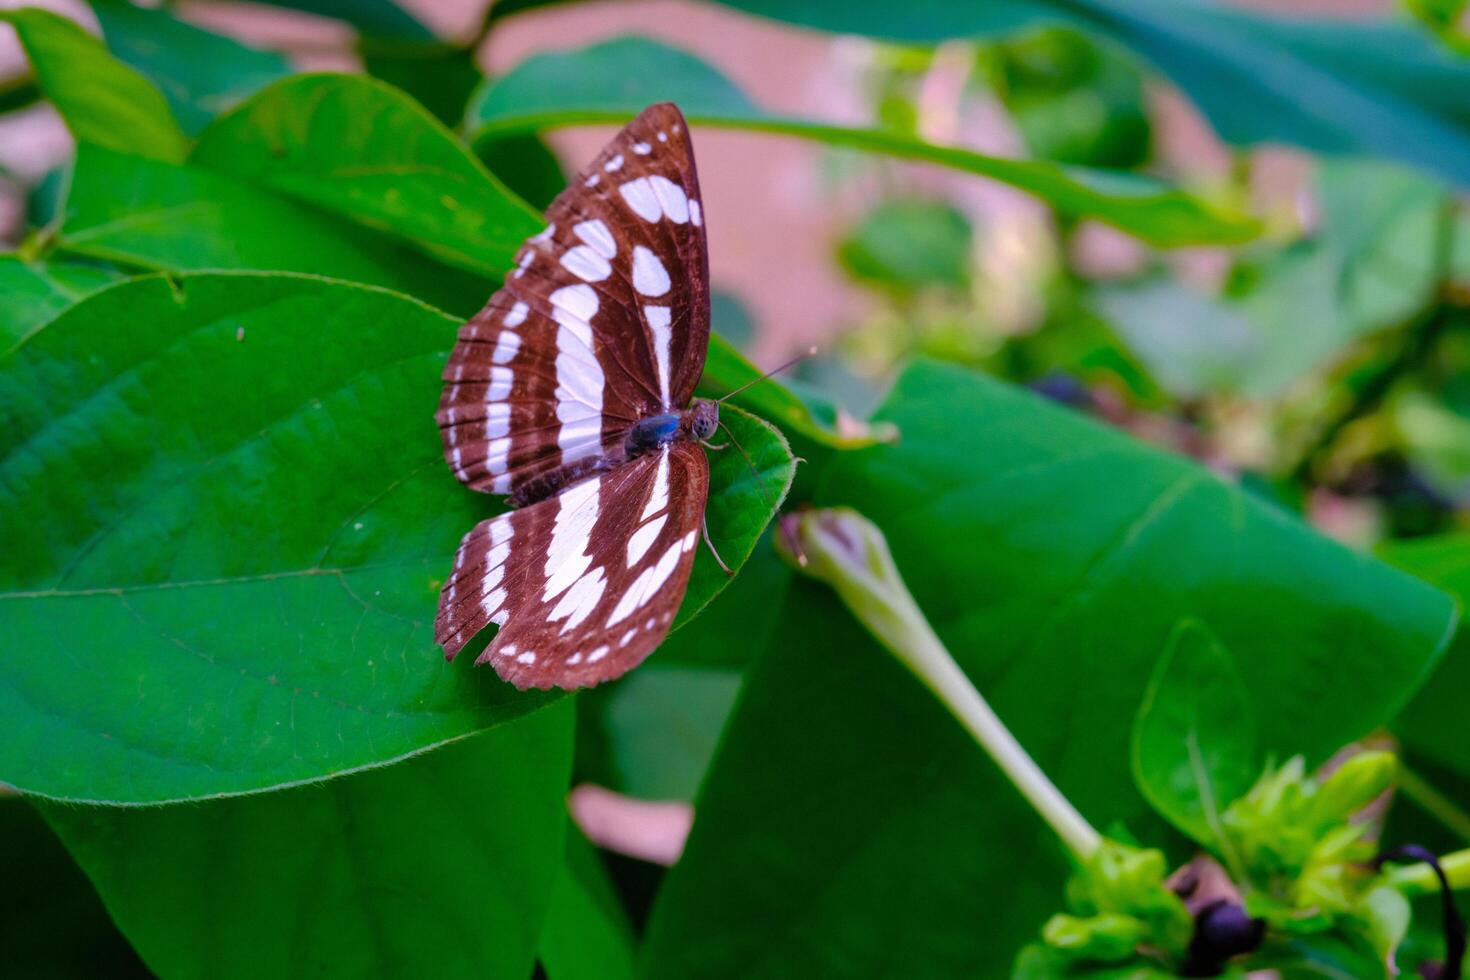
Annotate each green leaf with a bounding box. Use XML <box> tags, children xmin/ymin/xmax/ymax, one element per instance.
<box><xmin>646</xmin><ymin>360</ymin><xmax>1456</xmax><ymax>979</ymax></box>
<box><xmin>822</xmin><ymin>361</ymin><xmax>1453</xmax><ymax>822</ymax></box>
<box><xmin>1131</xmin><ymin>620</ymin><xmax>1258</xmax><ymax>851</ymax></box>
<box><xmin>362</xmin><ymin>41</ymin><xmax>482</xmax><ymax>126</ymax></box>
<box><xmin>193</xmin><ymin>73</ymin><xmax>542</xmax><ymax>277</ymax></box>
<box><xmin>713</xmin><ymin>0</ymin><xmax>1470</xmax><ymax>189</ymax></box>
<box><xmin>478</xmin><ymin>132</ymin><xmax>568</xmax><ymax>212</ymax></box>
<box><xmin>1380</xmin><ymin>535</ymin><xmax>1470</xmax><ymax>779</ymax></box>
<box><xmin>644</xmin><ymin>581</ymin><xmax>1073</xmax><ymax>977</ymax></box>
<box><xmin>838</xmin><ymin>198</ymin><xmax>974</xmax><ymax>294</ymax></box>
<box><xmin>538</xmin><ymin>827</ymin><xmax>637</xmax><ymax>980</ymax></box>
<box><xmin>43</xmin><ymin>704</ymin><xmax>574</xmax><ymax>979</ymax></box>
<box><xmin>92</xmin><ymin>0</ymin><xmax>292</xmax><ymax>136</ymax></box>
<box><xmin>0</xmin><ymin>7</ymin><xmax>187</xmax><ymax>163</ymax></box>
<box><xmin>466</xmin><ymin>37</ymin><xmax>1256</xmax><ymax>248</ymax></box>
<box><xmin>0</xmin><ymin>271</ymin><xmax>789</xmax><ymax>803</ymax></box>
<box><xmin>0</xmin><ymin>255</ymin><xmax>121</xmax><ymax>351</ymax></box>
<box><xmin>0</xmin><ymin>801</ymin><xmax>148</xmax><ymax>977</ymax></box>
<box><xmin>58</xmin><ymin>143</ymin><xmax>490</xmax><ymax>317</ymax></box>
<box><xmin>577</xmin><ymin>662</ymin><xmax>742</xmax><ymax>801</ymax></box>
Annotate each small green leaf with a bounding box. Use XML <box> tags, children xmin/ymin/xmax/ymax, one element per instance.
<box><xmin>538</xmin><ymin>827</ymin><xmax>638</xmax><ymax>980</ymax></box>
<box><xmin>578</xmin><ymin>662</ymin><xmax>742</xmax><ymax>801</ymax></box>
<box><xmin>43</xmin><ymin>704</ymin><xmax>574</xmax><ymax>980</ymax></box>
<box><xmin>1132</xmin><ymin>620</ymin><xmax>1258</xmax><ymax>852</ymax></box>
<box><xmin>1</xmin><ymin>7</ymin><xmax>187</xmax><ymax>163</ymax></box>
<box><xmin>467</xmin><ymin>37</ymin><xmax>1256</xmax><ymax>248</ymax></box>
<box><xmin>0</xmin><ymin>272</ymin><xmax>789</xmax><ymax>803</ymax></box>
<box><xmin>838</xmin><ymin>198</ymin><xmax>974</xmax><ymax>294</ymax></box>
<box><xmin>193</xmin><ymin>73</ymin><xmax>542</xmax><ymax>277</ymax></box>
<box><xmin>92</xmin><ymin>0</ymin><xmax>291</xmax><ymax>136</ymax></box>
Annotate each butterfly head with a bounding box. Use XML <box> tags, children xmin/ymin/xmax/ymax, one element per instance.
<box><xmin>684</xmin><ymin>399</ymin><xmax>720</xmax><ymax>443</ymax></box>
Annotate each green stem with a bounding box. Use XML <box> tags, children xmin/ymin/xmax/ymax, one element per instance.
<box><xmin>780</xmin><ymin>509</ymin><xmax>1102</xmax><ymax>861</ymax></box>
<box><xmin>1399</xmin><ymin>764</ymin><xmax>1470</xmax><ymax>846</ymax></box>
<box><xmin>1387</xmin><ymin>847</ymin><xmax>1470</xmax><ymax>897</ymax></box>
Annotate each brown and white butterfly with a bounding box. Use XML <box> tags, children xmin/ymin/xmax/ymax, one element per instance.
<box><xmin>435</xmin><ymin>103</ymin><xmax>726</xmax><ymax>691</ymax></box>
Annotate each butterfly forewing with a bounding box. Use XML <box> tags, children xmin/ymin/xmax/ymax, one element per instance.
<box><xmin>436</xmin><ymin>443</ymin><xmax>708</xmax><ymax>689</ymax></box>
<box><xmin>438</xmin><ymin>103</ymin><xmax>710</xmax><ymax>496</ymax></box>
<box><xmin>434</xmin><ymin>103</ymin><xmax>717</xmax><ymax>690</ymax></box>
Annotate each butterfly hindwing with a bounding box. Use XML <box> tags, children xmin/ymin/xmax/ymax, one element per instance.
<box><xmin>437</xmin><ymin>103</ymin><xmax>710</xmax><ymax>497</ymax></box>
<box><xmin>436</xmin><ymin>442</ymin><xmax>709</xmax><ymax>690</ymax></box>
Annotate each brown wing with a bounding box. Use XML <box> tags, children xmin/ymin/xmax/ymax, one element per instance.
<box><xmin>435</xmin><ymin>441</ymin><xmax>709</xmax><ymax>690</ymax></box>
<box><xmin>437</xmin><ymin>103</ymin><xmax>711</xmax><ymax>499</ymax></box>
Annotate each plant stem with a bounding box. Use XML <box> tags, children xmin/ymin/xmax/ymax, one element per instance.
<box><xmin>897</xmin><ymin>607</ymin><xmax>1104</xmax><ymax>861</ymax></box>
<box><xmin>1399</xmin><ymin>764</ymin><xmax>1470</xmax><ymax>846</ymax></box>
<box><xmin>779</xmin><ymin>508</ymin><xmax>1102</xmax><ymax>861</ymax></box>
<box><xmin>1387</xmin><ymin>848</ymin><xmax>1470</xmax><ymax>896</ymax></box>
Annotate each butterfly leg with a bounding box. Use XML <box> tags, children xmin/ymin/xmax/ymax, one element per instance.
<box><xmin>700</xmin><ymin>439</ymin><xmax>730</xmax><ymax>451</ymax></box>
<box><xmin>701</xmin><ymin>513</ymin><xmax>734</xmax><ymax>576</ymax></box>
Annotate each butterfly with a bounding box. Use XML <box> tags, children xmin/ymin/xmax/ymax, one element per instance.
<box><xmin>434</xmin><ymin>102</ymin><xmax>728</xmax><ymax>691</ymax></box>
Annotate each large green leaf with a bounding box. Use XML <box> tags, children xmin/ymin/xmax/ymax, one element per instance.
<box><xmin>645</xmin><ymin>360</ymin><xmax>1456</xmax><ymax>978</ymax></box>
<box><xmin>0</xmin><ymin>7</ymin><xmax>187</xmax><ymax>162</ymax></box>
<box><xmin>1131</xmin><ymin>620</ymin><xmax>1257</xmax><ymax>850</ymax></box>
<box><xmin>58</xmin><ymin>143</ymin><xmax>490</xmax><ymax>316</ymax></box>
<box><xmin>467</xmin><ymin>37</ymin><xmax>1254</xmax><ymax>248</ymax></box>
<box><xmin>821</xmin><ymin>361</ymin><xmax>1453</xmax><ymax>820</ymax></box>
<box><xmin>1380</xmin><ymin>536</ymin><xmax>1470</xmax><ymax>779</ymax></box>
<box><xmin>643</xmin><ymin>583</ymin><xmax>1071</xmax><ymax>977</ymax></box>
<box><xmin>538</xmin><ymin>827</ymin><xmax>637</xmax><ymax>980</ymax></box>
<box><xmin>93</xmin><ymin>0</ymin><xmax>291</xmax><ymax>136</ymax></box>
<box><xmin>0</xmin><ymin>256</ymin><xmax>121</xmax><ymax>351</ymax></box>
<box><xmin>713</xmin><ymin>0</ymin><xmax>1470</xmax><ymax>189</ymax></box>
<box><xmin>44</xmin><ymin>704</ymin><xmax>574</xmax><ymax>979</ymax></box>
<box><xmin>193</xmin><ymin>74</ymin><xmax>542</xmax><ymax>277</ymax></box>
<box><xmin>0</xmin><ymin>271</ymin><xmax>791</xmax><ymax>803</ymax></box>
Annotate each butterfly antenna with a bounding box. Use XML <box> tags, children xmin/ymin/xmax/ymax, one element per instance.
<box><xmin>716</xmin><ymin>346</ymin><xmax>818</xmax><ymax>404</ymax></box>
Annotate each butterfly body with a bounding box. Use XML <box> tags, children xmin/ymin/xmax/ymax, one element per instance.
<box><xmin>434</xmin><ymin>103</ymin><xmax>724</xmax><ymax>691</ymax></box>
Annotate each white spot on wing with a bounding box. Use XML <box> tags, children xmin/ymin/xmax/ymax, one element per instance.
<box><xmin>585</xmin><ymin>173</ymin><xmax>600</xmax><ymax>187</ymax></box>
<box><xmin>618</xmin><ymin>177</ymin><xmax>662</xmax><ymax>222</ymax></box>
<box><xmin>588</xmin><ymin>646</ymin><xmax>609</xmax><ymax>663</ymax></box>
<box><xmin>574</xmin><ymin>219</ymin><xmax>617</xmax><ymax>259</ymax></box>
<box><xmin>604</xmin><ymin>153</ymin><xmax>624</xmax><ymax>172</ymax></box>
<box><xmin>560</xmin><ymin>245</ymin><xmax>612</xmax><ymax>282</ymax></box>
<box><xmin>649</xmin><ymin>176</ymin><xmax>690</xmax><ymax>223</ymax></box>
<box><xmin>607</xmin><ymin>539</ymin><xmax>685</xmax><ymax>627</ymax></box>
<box><xmin>543</xmin><ymin>476</ymin><xmax>601</xmax><ymax>601</ymax></box>
<box><xmin>632</xmin><ymin>246</ymin><xmax>671</xmax><ymax>297</ymax></box>
<box><xmin>633</xmin><ymin>141</ymin><xmax>652</xmax><ymax>155</ymax></box>
<box><xmin>493</xmin><ymin>331</ymin><xmax>520</xmax><ymax>364</ymax></box>
<box><xmin>504</xmin><ymin>301</ymin><xmax>528</xmax><ymax>327</ymax></box>
<box><xmin>682</xmin><ymin>529</ymin><xmax>697</xmax><ymax>552</ymax></box>
<box><xmin>689</xmin><ymin>200</ymin><xmax>702</xmax><ymax>227</ymax></box>
<box><xmin>517</xmin><ymin>650</ymin><xmax>536</xmax><ymax>664</ymax></box>
<box><xmin>644</xmin><ymin>304</ymin><xmax>672</xmax><ymax>407</ymax></box>
<box><xmin>642</xmin><ymin>449</ymin><xmax>670</xmax><ymax>519</ymax></box>
<box><xmin>488</xmin><ymin>366</ymin><xmax>513</xmax><ymax>400</ymax></box>
<box><xmin>626</xmin><ymin>514</ymin><xmax>667</xmax><ymax>567</ymax></box>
